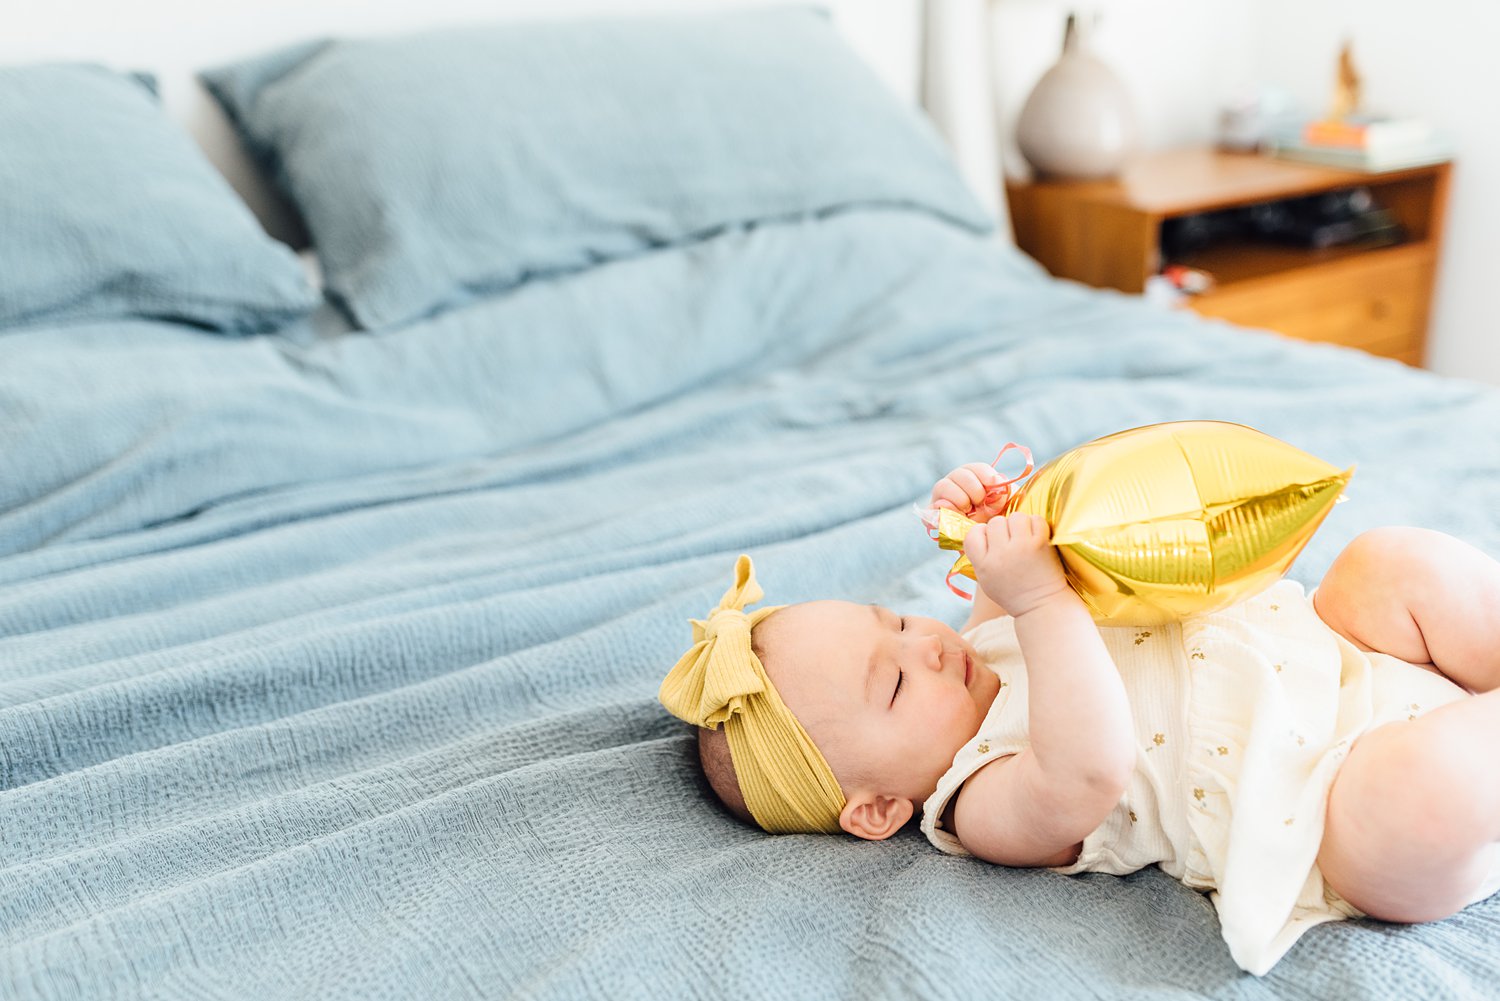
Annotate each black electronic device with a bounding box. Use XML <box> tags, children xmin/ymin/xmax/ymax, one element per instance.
<box><xmin>1161</xmin><ymin>186</ymin><xmax>1404</xmax><ymax>259</ymax></box>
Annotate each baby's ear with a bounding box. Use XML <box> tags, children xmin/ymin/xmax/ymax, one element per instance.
<box><xmin>839</xmin><ymin>793</ymin><xmax>913</xmax><ymax>841</ymax></box>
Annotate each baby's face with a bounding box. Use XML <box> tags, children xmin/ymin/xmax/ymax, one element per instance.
<box><xmin>755</xmin><ymin>601</ymin><xmax>999</xmax><ymax>834</ymax></box>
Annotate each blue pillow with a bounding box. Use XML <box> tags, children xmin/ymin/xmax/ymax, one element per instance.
<box><xmin>202</xmin><ymin>6</ymin><xmax>992</xmax><ymax>330</ymax></box>
<box><xmin>0</xmin><ymin>64</ymin><xmax>318</xmax><ymax>334</ymax></box>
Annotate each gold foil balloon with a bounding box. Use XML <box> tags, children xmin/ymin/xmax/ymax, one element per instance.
<box><xmin>923</xmin><ymin>421</ymin><xmax>1353</xmax><ymax>626</ymax></box>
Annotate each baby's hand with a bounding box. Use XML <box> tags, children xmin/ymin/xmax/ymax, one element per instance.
<box><xmin>963</xmin><ymin>513</ymin><xmax>1073</xmax><ymax>617</ymax></box>
<box><xmin>930</xmin><ymin>462</ymin><xmax>1010</xmax><ymax>524</ymax></box>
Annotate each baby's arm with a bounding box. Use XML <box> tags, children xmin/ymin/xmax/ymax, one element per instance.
<box><xmin>950</xmin><ymin>514</ymin><xmax>1137</xmax><ymax>867</ymax></box>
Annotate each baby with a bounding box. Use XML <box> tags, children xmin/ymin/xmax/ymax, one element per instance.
<box><xmin>659</xmin><ymin>460</ymin><xmax>1500</xmax><ymax>975</ymax></box>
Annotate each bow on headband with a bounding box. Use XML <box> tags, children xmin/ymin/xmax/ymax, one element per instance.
<box><xmin>658</xmin><ymin>555</ymin><xmax>846</xmax><ymax>834</ymax></box>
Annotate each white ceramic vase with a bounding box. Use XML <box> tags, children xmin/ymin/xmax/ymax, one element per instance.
<box><xmin>1016</xmin><ymin>13</ymin><xmax>1136</xmax><ymax>180</ymax></box>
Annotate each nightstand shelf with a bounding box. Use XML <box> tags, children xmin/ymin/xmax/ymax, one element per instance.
<box><xmin>1174</xmin><ymin>238</ymin><xmax>1397</xmax><ymax>286</ymax></box>
<box><xmin>1006</xmin><ymin>148</ymin><xmax>1452</xmax><ymax>366</ymax></box>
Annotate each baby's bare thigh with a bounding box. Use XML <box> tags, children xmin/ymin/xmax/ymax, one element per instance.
<box><xmin>1319</xmin><ymin>694</ymin><xmax>1500</xmax><ymax>922</ymax></box>
<box><xmin>1314</xmin><ymin>526</ymin><xmax>1500</xmax><ymax>692</ymax></box>
<box><xmin>1312</xmin><ymin>528</ymin><xmax>1436</xmax><ymax>666</ymax></box>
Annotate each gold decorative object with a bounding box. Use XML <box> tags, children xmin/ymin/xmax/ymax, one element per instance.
<box><xmin>922</xmin><ymin>421</ymin><xmax>1353</xmax><ymax>626</ymax></box>
<box><xmin>1330</xmin><ymin>39</ymin><xmax>1362</xmax><ymax>121</ymax></box>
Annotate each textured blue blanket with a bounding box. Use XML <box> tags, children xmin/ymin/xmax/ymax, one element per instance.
<box><xmin>3</xmin><ymin>204</ymin><xmax>1499</xmax><ymax>998</ymax></box>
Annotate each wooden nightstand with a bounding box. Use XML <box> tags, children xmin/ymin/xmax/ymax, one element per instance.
<box><xmin>1006</xmin><ymin>148</ymin><xmax>1451</xmax><ymax>366</ymax></box>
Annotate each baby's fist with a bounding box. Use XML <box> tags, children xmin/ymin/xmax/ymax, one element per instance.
<box><xmin>931</xmin><ymin>462</ymin><xmax>1008</xmax><ymax>523</ymax></box>
<box><xmin>963</xmin><ymin>513</ymin><xmax>1072</xmax><ymax>617</ymax></box>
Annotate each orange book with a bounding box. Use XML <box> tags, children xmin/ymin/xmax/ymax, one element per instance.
<box><xmin>1302</xmin><ymin>117</ymin><xmax>1433</xmax><ymax>151</ymax></box>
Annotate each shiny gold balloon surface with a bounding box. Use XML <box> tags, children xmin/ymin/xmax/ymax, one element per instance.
<box><xmin>931</xmin><ymin>421</ymin><xmax>1353</xmax><ymax>625</ymax></box>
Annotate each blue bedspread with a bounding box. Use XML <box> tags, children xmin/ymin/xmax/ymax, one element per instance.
<box><xmin>4</xmin><ymin>204</ymin><xmax>1499</xmax><ymax>999</ymax></box>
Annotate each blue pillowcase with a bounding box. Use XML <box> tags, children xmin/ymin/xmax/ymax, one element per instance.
<box><xmin>202</xmin><ymin>6</ymin><xmax>993</xmax><ymax>331</ymax></box>
<box><xmin>0</xmin><ymin>64</ymin><xmax>318</xmax><ymax>334</ymax></box>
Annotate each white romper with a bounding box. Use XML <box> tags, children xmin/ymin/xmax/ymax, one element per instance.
<box><xmin>919</xmin><ymin>579</ymin><xmax>1498</xmax><ymax>975</ymax></box>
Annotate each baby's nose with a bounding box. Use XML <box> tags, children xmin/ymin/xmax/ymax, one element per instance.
<box><xmin>920</xmin><ymin>634</ymin><xmax>943</xmax><ymax>671</ymax></box>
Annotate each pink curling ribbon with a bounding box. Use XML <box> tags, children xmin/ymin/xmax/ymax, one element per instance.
<box><xmin>922</xmin><ymin>442</ymin><xmax>1035</xmax><ymax>600</ymax></box>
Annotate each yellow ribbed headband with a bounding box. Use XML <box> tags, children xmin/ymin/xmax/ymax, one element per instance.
<box><xmin>658</xmin><ymin>555</ymin><xmax>846</xmax><ymax>834</ymax></box>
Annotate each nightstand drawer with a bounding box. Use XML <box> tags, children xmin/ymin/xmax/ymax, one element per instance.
<box><xmin>1188</xmin><ymin>245</ymin><xmax>1432</xmax><ymax>362</ymax></box>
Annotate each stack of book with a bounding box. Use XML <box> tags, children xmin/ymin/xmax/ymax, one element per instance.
<box><xmin>1269</xmin><ymin>116</ymin><xmax>1453</xmax><ymax>172</ymax></box>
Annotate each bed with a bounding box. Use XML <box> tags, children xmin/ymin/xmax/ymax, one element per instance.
<box><xmin>4</xmin><ymin>5</ymin><xmax>1500</xmax><ymax>999</ymax></box>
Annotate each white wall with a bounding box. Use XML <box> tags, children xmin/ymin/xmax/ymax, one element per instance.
<box><xmin>990</xmin><ymin>0</ymin><xmax>1499</xmax><ymax>386</ymax></box>
<box><xmin>1247</xmin><ymin>0</ymin><xmax>1500</xmax><ymax>385</ymax></box>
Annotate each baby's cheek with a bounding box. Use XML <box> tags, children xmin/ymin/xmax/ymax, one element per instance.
<box><xmin>938</xmin><ymin>698</ymin><xmax>980</xmax><ymax>748</ymax></box>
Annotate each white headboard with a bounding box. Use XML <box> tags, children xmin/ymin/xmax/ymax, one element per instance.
<box><xmin>5</xmin><ymin>1</ymin><xmax>926</xmax><ymax>246</ymax></box>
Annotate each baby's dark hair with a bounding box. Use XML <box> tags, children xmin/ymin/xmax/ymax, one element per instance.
<box><xmin>692</xmin><ymin>628</ymin><xmax>778</xmax><ymax>828</ymax></box>
<box><xmin>698</xmin><ymin>725</ymin><xmax>754</xmax><ymax>826</ymax></box>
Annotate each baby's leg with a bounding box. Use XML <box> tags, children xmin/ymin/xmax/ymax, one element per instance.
<box><xmin>1319</xmin><ymin>691</ymin><xmax>1500</xmax><ymax>921</ymax></box>
<box><xmin>1317</xmin><ymin>528</ymin><xmax>1500</xmax><ymax>919</ymax></box>
<box><xmin>1312</xmin><ymin>527</ymin><xmax>1500</xmax><ymax>692</ymax></box>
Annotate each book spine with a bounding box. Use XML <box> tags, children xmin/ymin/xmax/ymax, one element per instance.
<box><xmin>1300</xmin><ymin>119</ymin><xmax>1434</xmax><ymax>152</ymax></box>
<box><xmin>1303</xmin><ymin>120</ymin><xmax>1367</xmax><ymax>148</ymax></box>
